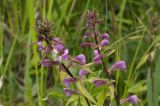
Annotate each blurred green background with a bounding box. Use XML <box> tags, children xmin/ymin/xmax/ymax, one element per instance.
<box><xmin>0</xmin><ymin>0</ymin><xmax>160</xmax><ymax>106</ymax></box>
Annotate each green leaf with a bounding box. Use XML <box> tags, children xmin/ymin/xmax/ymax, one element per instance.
<box><xmin>80</xmin><ymin>96</ymin><xmax>88</xmax><ymax>106</ymax></box>
<box><xmin>96</xmin><ymin>90</ymin><xmax>106</xmax><ymax>106</ymax></box>
<box><xmin>154</xmin><ymin>55</ymin><xmax>160</xmax><ymax>106</ymax></box>
<box><xmin>136</xmin><ymin>54</ymin><xmax>149</xmax><ymax>70</ymax></box>
<box><xmin>76</xmin><ymin>81</ymin><xmax>96</xmax><ymax>104</ymax></box>
<box><xmin>147</xmin><ymin>69</ymin><xmax>154</xmax><ymax>106</ymax></box>
<box><xmin>128</xmin><ymin>80</ymin><xmax>146</xmax><ymax>93</ymax></box>
<box><xmin>66</xmin><ymin>95</ymin><xmax>79</xmax><ymax>106</ymax></box>
<box><xmin>109</xmin><ymin>85</ymin><xmax>115</xmax><ymax>100</ymax></box>
<box><xmin>147</xmin><ymin>55</ymin><xmax>160</xmax><ymax>106</ymax></box>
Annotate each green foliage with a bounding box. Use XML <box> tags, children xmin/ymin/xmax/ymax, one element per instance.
<box><xmin>0</xmin><ymin>0</ymin><xmax>160</xmax><ymax>106</ymax></box>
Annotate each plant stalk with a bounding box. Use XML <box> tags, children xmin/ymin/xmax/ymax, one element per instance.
<box><xmin>61</xmin><ymin>63</ymin><xmax>90</xmax><ymax>106</ymax></box>
<box><xmin>93</xmin><ymin>25</ymin><xmax>120</xmax><ymax>106</ymax></box>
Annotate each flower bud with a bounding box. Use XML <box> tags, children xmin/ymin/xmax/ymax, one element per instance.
<box><xmin>100</xmin><ymin>39</ymin><xmax>109</xmax><ymax>46</ymax></box>
<box><xmin>63</xmin><ymin>77</ymin><xmax>77</xmax><ymax>86</ymax></box>
<box><xmin>92</xmin><ymin>79</ymin><xmax>107</xmax><ymax>87</ymax></box>
<box><xmin>79</xmin><ymin>69</ymin><xmax>89</xmax><ymax>77</ymax></box>
<box><xmin>126</xmin><ymin>95</ymin><xmax>138</xmax><ymax>104</ymax></box>
<box><xmin>63</xmin><ymin>88</ymin><xmax>76</xmax><ymax>96</ymax></box>
<box><xmin>111</xmin><ymin>61</ymin><xmax>126</xmax><ymax>71</ymax></box>
<box><xmin>101</xmin><ymin>33</ymin><xmax>109</xmax><ymax>40</ymax></box>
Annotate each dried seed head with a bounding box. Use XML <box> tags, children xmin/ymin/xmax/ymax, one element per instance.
<box><xmin>36</xmin><ymin>20</ymin><xmax>53</xmax><ymax>35</ymax></box>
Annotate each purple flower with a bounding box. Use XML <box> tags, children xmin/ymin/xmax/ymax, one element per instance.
<box><xmin>100</xmin><ymin>39</ymin><xmax>109</xmax><ymax>46</ymax></box>
<box><xmin>92</xmin><ymin>79</ymin><xmax>107</xmax><ymax>87</ymax></box>
<box><xmin>37</xmin><ymin>41</ymin><xmax>42</xmax><ymax>46</ymax></box>
<box><xmin>94</xmin><ymin>50</ymin><xmax>99</xmax><ymax>56</ymax></box>
<box><xmin>75</xmin><ymin>54</ymin><xmax>86</xmax><ymax>65</ymax></box>
<box><xmin>37</xmin><ymin>41</ymin><xmax>43</xmax><ymax>51</ymax></box>
<box><xmin>62</xmin><ymin>49</ymin><xmax>69</xmax><ymax>60</ymax></box>
<box><xmin>52</xmin><ymin>37</ymin><xmax>69</xmax><ymax>61</ymax></box>
<box><xmin>63</xmin><ymin>88</ymin><xmax>76</xmax><ymax>96</ymax></box>
<box><xmin>93</xmin><ymin>50</ymin><xmax>102</xmax><ymax>64</ymax></box>
<box><xmin>101</xmin><ymin>33</ymin><xmax>109</xmax><ymax>40</ymax></box>
<box><xmin>40</xmin><ymin>59</ymin><xmax>59</xmax><ymax>67</ymax></box>
<box><xmin>63</xmin><ymin>77</ymin><xmax>77</xmax><ymax>86</ymax></box>
<box><xmin>126</xmin><ymin>95</ymin><xmax>138</xmax><ymax>104</ymax></box>
<box><xmin>54</xmin><ymin>37</ymin><xmax>61</xmax><ymax>42</ymax></box>
<box><xmin>79</xmin><ymin>69</ymin><xmax>89</xmax><ymax>77</ymax></box>
<box><xmin>55</xmin><ymin>43</ymin><xmax>65</xmax><ymax>52</ymax></box>
<box><xmin>111</xmin><ymin>61</ymin><xmax>126</xmax><ymax>71</ymax></box>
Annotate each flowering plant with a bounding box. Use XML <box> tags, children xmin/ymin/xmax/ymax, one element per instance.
<box><xmin>33</xmin><ymin>10</ymin><xmax>139</xmax><ymax>106</ymax></box>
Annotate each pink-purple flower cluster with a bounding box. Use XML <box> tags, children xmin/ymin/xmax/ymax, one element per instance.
<box><xmin>33</xmin><ymin>11</ymin><xmax>138</xmax><ymax>105</ymax></box>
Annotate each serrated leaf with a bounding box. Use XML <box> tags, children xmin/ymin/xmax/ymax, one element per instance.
<box><xmin>76</xmin><ymin>81</ymin><xmax>96</xmax><ymax>104</ymax></box>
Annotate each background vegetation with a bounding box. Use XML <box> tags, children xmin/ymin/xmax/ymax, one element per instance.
<box><xmin>0</xmin><ymin>0</ymin><xmax>160</xmax><ymax>106</ymax></box>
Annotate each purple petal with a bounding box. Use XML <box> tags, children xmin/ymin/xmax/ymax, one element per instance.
<box><xmin>126</xmin><ymin>95</ymin><xmax>138</xmax><ymax>104</ymax></box>
<box><xmin>62</xmin><ymin>49</ymin><xmax>69</xmax><ymax>60</ymax></box>
<box><xmin>37</xmin><ymin>41</ymin><xmax>43</xmax><ymax>51</ymax></box>
<box><xmin>100</xmin><ymin>39</ymin><xmax>109</xmax><ymax>46</ymax></box>
<box><xmin>40</xmin><ymin>59</ymin><xmax>59</xmax><ymax>67</ymax></box>
<box><xmin>54</xmin><ymin>37</ymin><xmax>61</xmax><ymax>42</ymax></box>
<box><xmin>63</xmin><ymin>77</ymin><xmax>77</xmax><ymax>86</ymax></box>
<box><xmin>94</xmin><ymin>50</ymin><xmax>99</xmax><ymax>56</ymax></box>
<box><xmin>111</xmin><ymin>61</ymin><xmax>126</xmax><ymax>71</ymax></box>
<box><xmin>93</xmin><ymin>50</ymin><xmax>102</xmax><ymax>64</ymax></box>
<box><xmin>93</xmin><ymin>79</ymin><xmax>107</xmax><ymax>87</ymax></box>
<box><xmin>37</xmin><ymin>41</ymin><xmax>42</xmax><ymax>46</ymax></box>
<box><xmin>63</xmin><ymin>88</ymin><xmax>76</xmax><ymax>96</ymax></box>
<box><xmin>101</xmin><ymin>33</ymin><xmax>109</xmax><ymax>40</ymax></box>
<box><xmin>75</xmin><ymin>54</ymin><xmax>86</xmax><ymax>65</ymax></box>
<box><xmin>93</xmin><ymin>55</ymin><xmax>102</xmax><ymax>64</ymax></box>
<box><xmin>79</xmin><ymin>69</ymin><xmax>89</xmax><ymax>77</ymax></box>
<box><xmin>55</xmin><ymin>43</ymin><xmax>65</xmax><ymax>52</ymax></box>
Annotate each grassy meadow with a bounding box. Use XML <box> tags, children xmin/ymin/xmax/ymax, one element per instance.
<box><xmin>0</xmin><ymin>0</ymin><xmax>160</xmax><ymax>106</ymax></box>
